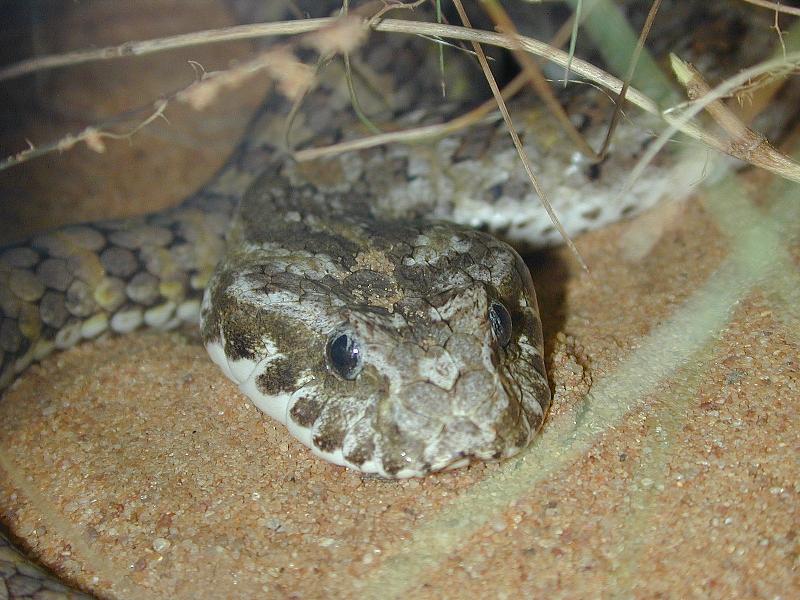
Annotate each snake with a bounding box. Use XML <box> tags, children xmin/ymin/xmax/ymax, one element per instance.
<box><xmin>0</xmin><ymin>0</ymin><xmax>794</xmax><ymax>596</ymax></box>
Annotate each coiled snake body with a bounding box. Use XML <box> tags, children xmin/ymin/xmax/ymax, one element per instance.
<box><xmin>0</xmin><ymin>2</ymin><xmax>683</xmax><ymax>478</ymax></box>
<box><xmin>0</xmin><ymin>0</ymin><xmax>792</xmax><ymax>595</ymax></box>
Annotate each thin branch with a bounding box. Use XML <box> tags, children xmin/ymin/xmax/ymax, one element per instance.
<box><xmin>341</xmin><ymin>2</ymin><xmax>382</xmax><ymax>134</ymax></box>
<box><xmin>1</xmin><ymin>46</ymin><xmax>314</xmax><ymax>172</ymax></box>
<box><xmin>617</xmin><ymin>51</ymin><xmax>800</xmax><ymax>197</ymax></box>
<box><xmin>436</xmin><ymin>0</ymin><xmax>446</xmax><ymax>97</ymax></box>
<box><xmin>364</xmin><ymin>0</ymin><xmax>428</xmax><ymax>27</ymax></box>
<box><xmin>0</xmin><ymin>20</ymin><xmax>335</xmax><ymax>82</ymax></box>
<box><xmin>0</xmin><ymin>101</ymin><xmax>168</xmax><ymax>171</ymax></box>
<box><xmin>0</xmin><ymin>15</ymin><xmax>734</xmax><ymax>136</ymax></box>
<box><xmin>596</xmin><ymin>0</ymin><xmax>662</xmax><ymax>159</ymax></box>
<box><xmin>283</xmin><ymin>55</ymin><xmax>334</xmax><ymax>151</ymax></box>
<box><xmin>293</xmin><ymin>70</ymin><xmax>531</xmax><ymax>161</ymax></box>
<box><xmin>451</xmin><ymin>0</ymin><xmax>589</xmax><ymax>273</ymax></box>
<box><xmin>4</xmin><ymin>16</ymin><xmax>797</xmax><ymax>182</ymax></box>
<box><xmin>373</xmin><ymin>20</ymin><xmax>731</xmax><ymax>161</ymax></box>
<box><xmin>740</xmin><ymin>0</ymin><xmax>800</xmax><ymax>17</ymax></box>
<box><xmin>672</xmin><ymin>55</ymin><xmax>800</xmax><ymax>177</ymax></box>
<box><xmin>480</xmin><ymin>0</ymin><xmax>598</xmax><ymax>159</ymax></box>
<box><xmin>0</xmin><ymin>18</ymin><xmax>740</xmax><ymax>175</ymax></box>
<box><xmin>564</xmin><ymin>0</ymin><xmax>583</xmax><ymax>86</ymax></box>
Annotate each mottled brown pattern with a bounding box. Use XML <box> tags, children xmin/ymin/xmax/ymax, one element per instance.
<box><xmin>2</xmin><ymin>0</ymin><xmax>797</xmax><ymax>596</ymax></box>
<box><xmin>256</xmin><ymin>359</ymin><xmax>299</xmax><ymax>395</ymax></box>
<box><xmin>289</xmin><ymin>394</ymin><xmax>324</xmax><ymax>428</ymax></box>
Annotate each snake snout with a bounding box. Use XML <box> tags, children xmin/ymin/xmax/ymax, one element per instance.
<box><xmin>372</xmin><ymin>345</ymin><xmax>538</xmax><ymax>477</ymax></box>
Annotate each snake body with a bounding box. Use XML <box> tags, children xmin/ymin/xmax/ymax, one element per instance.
<box><xmin>0</xmin><ymin>2</ymin><xmax>688</xmax><ymax>478</ymax></box>
<box><xmin>1</xmin><ymin>0</ymin><xmax>795</xmax><ymax>595</ymax></box>
<box><xmin>1</xmin><ymin>0</ymin><xmax>790</xmax><ymax>475</ymax></box>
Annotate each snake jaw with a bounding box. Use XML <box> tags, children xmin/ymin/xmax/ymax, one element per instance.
<box><xmin>204</xmin><ymin>295</ymin><xmax>548</xmax><ymax>479</ymax></box>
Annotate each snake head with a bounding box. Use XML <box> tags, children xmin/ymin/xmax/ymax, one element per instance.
<box><xmin>201</xmin><ymin>225</ymin><xmax>550</xmax><ymax>478</ymax></box>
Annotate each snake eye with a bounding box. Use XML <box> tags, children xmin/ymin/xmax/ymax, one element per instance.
<box><xmin>489</xmin><ymin>301</ymin><xmax>513</xmax><ymax>347</ymax></box>
<box><xmin>326</xmin><ymin>332</ymin><xmax>363</xmax><ymax>380</ymax></box>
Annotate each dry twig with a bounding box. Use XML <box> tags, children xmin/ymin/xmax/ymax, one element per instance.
<box><xmin>0</xmin><ymin>101</ymin><xmax>168</xmax><ymax>172</ymax></box>
<box><xmin>672</xmin><ymin>55</ymin><xmax>800</xmax><ymax>177</ymax></box>
<box><xmin>480</xmin><ymin>0</ymin><xmax>598</xmax><ymax>159</ymax></box>
<box><xmin>4</xmin><ymin>12</ymin><xmax>799</xmax><ymax>186</ymax></box>
<box><xmin>740</xmin><ymin>0</ymin><xmax>800</xmax><ymax>17</ymax></box>
<box><xmin>0</xmin><ymin>14</ymin><xmax>746</xmax><ymax>147</ymax></box>
<box><xmin>616</xmin><ymin>51</ymin><xmax>800</xmax><ymax>198</ymax></box>
<box><xmin>0</xmin><ymin>20</ymin><xmax>333</xmax><ymax>82</ymax></box>
<box><xmin>293</xmin><ymin>70</ymin><xmax>531</xmax><ymax>161</ymax></box>
<box><xmin>451</xmin><ymin>0</ymin><xmax>589</xmax><ymax>273</ymax></box>
<box><xmin>596</xmin><ymin>0</ymin><xmax>662</xmax><ymax>159</ymax></box>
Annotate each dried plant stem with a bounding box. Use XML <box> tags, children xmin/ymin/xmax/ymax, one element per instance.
<box><xmin>381</xmin><ymin>19</ymin><xmax>799</xmax><ymax>182</ymax></box>
<box><xmin>596</xmin><ymin>0</ymin><xmax>662</xmax><ymax>158</ymax></box>
<box><xmin>481</xmin><ymin>0</ymin><xmax>598</xmax><ymax>159</ymax></box>
<box><xmin>617</xmin><ymin>51</ymin><xmax>800</xmax><ymax>197</ymax></box>
<box><xmin>0</xmin><ymin>20</ymin><xmax>334</xmax><ymax>82</ymax></box>
<box><xmin>0</xmin><ymin>15</ymin><xmax>743</xmax><ymax>138</ymax></box>
<box><xmin>379</xmin><ymin>21</ymin><xmax>723</xmax><ymax>150</ymax></box>
<box><xmin>294</xmin><ymin>69</ymin><xmax>531</xmax><ymax>161</ymax></box>
<box><xmin>0</xmin><ymin>101</ymin><xmax>167</xmax><ymax>171</ymax></box>
<box><xmin>3</xmin><ymin>16</ymin><xmax>799</xmax><ymax>183</ymax></box>
<box><xmin>451</xmin><ymin>0</ymin><xmax>589</xmax><ymax>273</ymax></box>
<box><xmin>733</xmin><ymin>10</ymin><xmax>800</xmax><ymax>124</ymax></box>
<box><xmin>672</xmin><ymin>55</ymin><xmax>800</xmax><ymax>179</ymax></box>
<box><xmin>740</xmin><ymin>0</ymin><xmax>800</xmax><ymax>17</ymax></box>
<box><xmin>1</xmin><ymin>46</ymin><xmax>314</xmax><ymax>173</ymax></box>
<box><xmin>342</xmin><ymin>2</ymin><xmax>382</xmax><ymax>135</ymax></box>
<box><xmin>564</xmin><ymin>0</ymin><xmax>583</xmax><ymax>85</ymax></box>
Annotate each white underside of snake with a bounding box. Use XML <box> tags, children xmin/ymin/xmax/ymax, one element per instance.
<box><xmin>0</xmin><ymin>0</ymin><xmax>793</xmax><ymax>593</ymax></box>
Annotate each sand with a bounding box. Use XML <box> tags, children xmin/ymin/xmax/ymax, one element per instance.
<box><xmin>1</xmin><ymin>2</ymin><xmax>798</xmax><ymax>598</ymax></box>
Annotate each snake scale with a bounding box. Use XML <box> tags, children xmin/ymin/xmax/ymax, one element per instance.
<box><xmin>0</xmin><ymin>0</ymin><xmax>794</xmax><ymax>596</ymax></box>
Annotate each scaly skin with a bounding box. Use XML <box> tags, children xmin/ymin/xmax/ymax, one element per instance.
<box><xmin>0</xmin><ymin>191</ymin><xmax>232</xmax><ymax>390</ymax></box>
<box><xmin>1</xmin><ymin>0</ymin><xmax>794</xmax><ymax>596</ymax></box>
